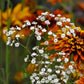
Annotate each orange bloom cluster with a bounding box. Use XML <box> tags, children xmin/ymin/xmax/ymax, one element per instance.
<box><xmin>41</xmin><ymin>24</ymin><xmax>84</xmax><ymax>63</ymax></box>
<box><xmin>76</xmin><ymin>76</ymin><xmax>84</xmax><ymax>84</ymax></box>
<box><xmin>47</xmin><ymin>0</ymin><xmax>67</xmax><ymax>5</ymax></box>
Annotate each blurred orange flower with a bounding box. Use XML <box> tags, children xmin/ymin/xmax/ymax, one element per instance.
<box><xmin>26</xmin><ymin>63</ymin><xmax>37</xmax><ymax>74</ymax></box>
<box><xmin>47</xmin><ymin>0</ymin><xmax>67</xmax><ymax>5</ymax></box>
<box><xmin>78</xmin><ymin>2</ymin><xmax>84</xmax><ymax>11</ymax></box>
<box><xmin>14</xmin><ymin>72</ymin><xmax>24</xmax><ymax>83</ymax></box>
<box><xmin>76</xmin><ymin>76</ymin><xmax>84</xmax><ymax>84</ymax></box>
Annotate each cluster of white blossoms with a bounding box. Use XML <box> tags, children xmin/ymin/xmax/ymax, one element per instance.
<box><xmin>30</xmin><ymin>53</ymin><xmax>76</xmax><ymax>84</ymax></box>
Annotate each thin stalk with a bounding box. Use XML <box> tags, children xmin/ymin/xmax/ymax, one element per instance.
<box><xmin>0</xmin><ymin>0</ymin><xmax>5</xmax><ymax>84</ymax></box>
<box><xmin>6</xmin><ymin>0</ymin><xmax>10</xmax><ymax>84</ymax></box>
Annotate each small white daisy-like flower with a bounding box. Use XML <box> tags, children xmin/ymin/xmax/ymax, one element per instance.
<box><xmin>44</xmin><ymin>41</ymin><xmax>49</xmax><ymax>45</ymax></box>
<box><xmin>62</xmin><ymin>28</ymin><xmax>66</xmax><ymax>32</ymax></box>
<box><xmin>56</xmin><ymin>21</ymin><xmax>62</xmax><ymax>26</ymax></box>
<box><xmin>47</xmin><ymin>68</ymin><xmax>52</xmax><ymax>73</ymax></box>
<box><xmin>54</xmin><ymin>78</ymin><xmax>59</xmax><ymax>83</ymax></box>
<box><xmin>69</xmin><ymin>65</ymin><xmax>73</xmax><ymax>70</ymax></box>
<box><xmin>61</xmin><ymin>33</ymin><xmax>65</xmax><ymax>38</ymax></box>
<box><xmin>15</xmin><ymin>34</ymin><xmax>20</xmax><ymax>38</ymax></box>
<box><xmin>30</xmin><ymin>26</ymin><xmax>35</xmax><ymax>30</ymax></box>
<box><xmin>48</xmin><ymin>31</ymin><xmax>52</xmax><ymax>35</ymax></box>
<box><xmin>57</xmin><ymin>14</ymin><xmax>61</xmax><ymax>17</ymax></box>
<box><xmin>55</xmin><ymin>17</ymin><xmax>59</xmax><ymax>20</ymax></box>
<box><xmin>67</xmin><ymin>31</ymin><xmax>71</xmax><ymax>36</ymax></box>
<box><xmin>49</xmin><ymin>13</ymin><xmax>55</xmax><ymax>17</ymax></box>
<box><xmin>53</xmin><ymin>34</ymin><xmax>57</xmax><ymax>37</ymax></box>
<box><xmin>16</xmin><ymin>26</ymin><xmax>21</xmax><ymax>30</ymax></box>
<box><xmin>48</xmin><ymin>75</ymin><xmax>52</xmax><ymax>81</ymax></box>
<box><xmin>31</xmin><ymin>52</ymin><xmax>37</xmax><ymax>57</ymax></box>
<box><xmin>41</xmin><ymin>68</ymin><xmax>46</xmax><ymax>72</ymax></box>
<box><xmin>42</xmin><ymin>28</ymin><xmax>47</xmax><ymax>32</ymax></box>
<box><xmin>64</xmin><ymin>58</ymin><xmax>69</xmax><ymax>63</ymax></box>
<box><xmin>39</xmin><ymin>49</ymin><xmax>44</xmax><ymax>54</ymax></box>
<box><xmin>24</xmin><ymin>20</ymin><xmax>31</xmax><ymax>26</ymax></box>
<box><xmin>45</xmin><ymin>61</ymin><xmax>50</xmax><ymax>64</ymax></box>
<box><xmin>70</xmin><ymin>29</ymin><xmax>74</xmax><ymax>33</ymax></box>
<box><xmin>22</xmin><ymin>24</ymin><xmax>26</xmax><ymax>28</ymax></box>
<box><xmin>55</xmin><ymin>70</ymin><xmax>60</xmax><ymax>74</ymax></box>
<box><xmin>31</xmin><ymin>58</ymin><xmax>36</xmax><ymax>64</ymax></box>
<box><xmin>32</xmin><ymin>21</ymin><xmax>37</xmax><ymax>25</ymax></box>
<box><xmin>36</xmin><ymin>36</ymin><xmax>41</xmax><ymax>41</ymax></box>
<box><xmin>40</xmin><ymin>16</ymin><xmax>45</xmax><ymax>21</ymax></box>
<box><xmin>57</xmin><ymin>58</ymin><xmax>61</xmax><ymax>62</ymax></box>
<box><xmin>66</xmin><ymin>18</ymin><xmax>70</xmax><ymax>22</ymax></box>
<box><xmin>15</xmin><ymin>42</ymin><xmax>20</xmax><ymax>47</ymax></box>
<box><xmin>24</xmin><ymin>55</ymin><xmax>29</xmax><ymax>62</ymax></box>
<box><xmin>35</xmin><ymin>77</ymin><xmax>39</xmax><ymax>80</ymax></box>
<box><xmin>54</xmin><ymin>38</ymin><xmax>58</xmax><ymax>43</ymax></box>
<box><xmin>61</xmin><ymin>71</ymin><xmax>66</xmax><ymax>76</ymax></box>
<box><xmin>45</xmin><ymin>20</ymin><xmax>50</xmax><ymax>25</ymax></box>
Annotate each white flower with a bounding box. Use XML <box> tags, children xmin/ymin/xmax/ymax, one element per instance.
<box><xmin>15</xmin><ymin>42</ymin><xmax>19</xmax><ymax>47</ymax></box>
<box><xmin>53</xmin><ymin>34</ymin><xmax>57</xmax><ymax>37</ymax></box>
<box><xmin>15</xmin><ymin>34</ymin><xmax>20</xmax><ymax>38</ymax></box>
<box><xmin>54</xmin><ymin>38</ymin><xmax>58</xmax><ymax>43</ymax></box>
<box><xmin>57</xmin><ymin>14</ymin><xmax>61</xmax><ymax>17</ymax></box>
<box><xmin>31</xmin><ymin>52</ymin><xmax>37</xmax><ymax>57</ymax></box>
<box><xmin>55</xmin><ymin>17</ymin><xmax>59</xmax><ymax>20</ymax></box>
<box><xmin>36</xmin><ymin>36</ymin><xmax>41</xmax><ymax>41</ymax></box>
<box><xmin>35</xmin><ymin>77</ymin><xmax>39</xmax><ymax>80</ymax></box>
<box><xmin>69</xmin><ymin>65</ymin><xmax>73</xmax><ymax>70</ymax></box>
<box><xmin>44</xmin><ymin>41</ymin><xmax>49</xmax><ymax>45</ymax></box>
<box><xmin>31</xmin><ymin>58</ymin><xmax>36</xmax><ymax>64</ymax></box>
<box><xmin>70</xmin><ymin>29</ymin><xmax>74</xmax><ymax>33</ymax></box>
<box><xmin>30</xmin><ymin>26</ymin><xmax>35</xmax><ymax>30</ymax></box>
<box><xmin>24</xmin><ymin>20</ymin><xmax>31</xmax><ymax>26</ymax></box>
<box><xmin>40</xmin><ymin>16</ymin><xmax>45</xmax><ymax>21</ymax></box>
<box><xmin>64</xmin><ymin>58</ymin><xmax>69</xmax><ymax>63</ymax></box>
<box><xmin>48</xmin><ymin>75</ymin><xmax>52</xmax><ymax>81</ymax></box>
<box><xmin>61</xmin><ymin>71</ymin><xmax>66</xmax><ymax>76</ymax></box>
<box><xmin>54</xmin><ymin>78</ymin><xmax>59</xmax><ymax>83</ymax></box>
<box><xmin>61</xmin><ymin>33</ymin><xmax>65</xmax><ymax>38</ymax></box>
<box><xmin>67</xmin><ymin>31</ymin><xmax>71</xmax><ymax>36</ymax></box>
<box><xmin>42</xmin><ymin>28</ymin><xmax>47</xmax><ymax>32</ymax></box>
<box><xmin>45</xmin><ymin>61</ymin><xmax>50</xmax><ymax>64</ymax></box>
<box><xmin>45</xmin><ymin>20</ymin><xmax>50</xmax><ymax>25</ymax></box>
<box><xmin>66</xmin><ymin>18</ymin><xmax>70</xmax><ymax>22</ymax></box>
<box><xmin>32</xmin><ymin>21</ymin><xmax>37</xmax><ymax>25</ymax></box>
<box><xmin>55</xmin><ymin>70</ymin><xmax>60</xmax><ymax>74</ymax></box>
<box><xmin>47</xmin><ymin>68</ymin><xmax>52</xmax><ymax>73</ymax></box>
<box><xmin>62</xmin><ymin>28</ymin><xmax>66</xmax><ymax>32</ymax></box>
<box><xmin>49</xmin><ymin>13</ymin><xmax>55</xmax><ymax>17</ymax></box>
<box><xmin>41</xmin><ymin>68</ymin><xmax>46</xmax><ymax>72</ymax></box>
<box><xmin>57</xmin><ymin>58</ymin><xmax>61</xmax><ymax>62</ymax></box>
<box><xmin>39</xmin><ymin>49</ymin><xmax>44</xmax><ymax>54</ymax></box>
<box><xmin>16</xmin><ymin>26</ymin><xmax>21</xmax><ymax>30</ymax></box>
<box><xmin>56</xmin><ymin>21</ymin><xmax>62</xmax><ymax>26</ymax></box>
<box><xmin>22</xmin><ymin>24</ymin><xmax>26</xmax><ymax>28</ymax></box>
<box><xmin>48</xmin><ymin>31</ymin><xmax>52</xmax><ymax>35</ymax></box>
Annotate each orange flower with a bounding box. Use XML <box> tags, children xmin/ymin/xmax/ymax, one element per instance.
<box><xmin>76</xmin><ymin>76</ymin><xmax>84</xmax><ymax>84</ymax></box>
<box><xmin>14</xmin><ymin>72</ymin><xmax>24</xmax><ymax>83</ymax></box>
<box><xmin>47</xmin><ymin>0</ymin><xmax>67</xmax><ymax>5</ymax></box>
<box><xmin>42</xmin><ymin>24</ymin><xmax>84</xmax><ymax>63</ymax></box>
<box><xmin>26</xmin><ymin>63</ymin><xmax>37</xmax><ymax>74</ymax></box>
<box><xmin>78</xmin><ymin>2</ymin><xmax>84</xmax><ymax>11</ymax></box>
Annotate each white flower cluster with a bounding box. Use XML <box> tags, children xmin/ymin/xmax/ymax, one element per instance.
<box><xmin>30</xmin><ymin>56</ymin><xmax>76</xmax><ymax>84</ymax></box>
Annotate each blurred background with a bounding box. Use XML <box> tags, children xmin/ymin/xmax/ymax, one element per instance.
<box><xmin>0</xmin><ymin>0</ymin><xmax>84</xmax><ymax>84</ymax></box>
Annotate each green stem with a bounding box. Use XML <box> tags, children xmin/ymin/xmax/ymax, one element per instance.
<box><xmin>20</xmin><ymin>43</ymin><xmax>31</xmax><ymax>54</ymax></box>
<box><xmin>6</xmin><ymin>0</ymin><xmax>10</xmax><ymax>84</ymax></box>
